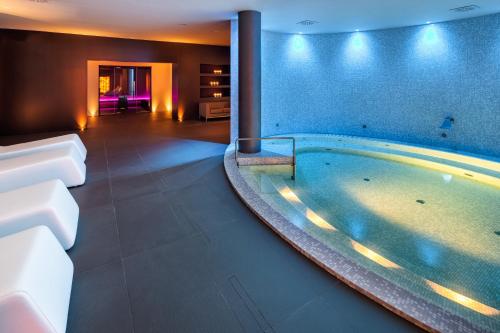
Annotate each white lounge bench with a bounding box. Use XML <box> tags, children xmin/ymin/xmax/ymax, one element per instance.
<box><xmin>0</xmin><ymin>179</ymin><xmax>79</xmax><ymax>250</ymax></box>
<box><xmin>0</xmin><ymin>134</ymin><xmax>87</xmax><ymax>161</ymax></box>
<box><xmin>0</xmin><ymin>226</ymin><xmax>74</xmax><ymax>333</ymax></box>
<box><xmin>0</xmin><ymin>145</ymin><xmax>86</xmax><ymax>192</ymax></box>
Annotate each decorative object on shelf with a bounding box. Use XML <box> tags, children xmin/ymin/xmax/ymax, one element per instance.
<box><xmin>99</xmin><ymin>76</ymin><xmax>110</xmax><ymax>95</ymax></box>
<box><xmin>199</xmin><ymin>64</ymin><xmax>230</xmax><ymax>122</ymax></box>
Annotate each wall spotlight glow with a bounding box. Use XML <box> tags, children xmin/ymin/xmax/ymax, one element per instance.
<box><xmin>415</xmin><ymin>24</ymin><xmax>448</xmax><ymax>58</ymax></box>
<box><xmin>424</xmin><ymin>27</ymin><xmax>438</xmax><ymax>43</ymax></box>
<box><xmin>344</xmin><ymin>32</ymin><xmax>371</xmax><ymax>65</ymax></box>
<box><xmin>177</xmin><ymin>106</ymin><xmax>184</xmax><ymax>122</ymax></box>
<box><xmin>77</xmin><ymin>115</ymin><xmax>87</xmax><ymax>131</ymax></box>
<box><xmin>352</xmin><ymin>34</ymin><xmax>363</xmax><ymax>48</ymax></box>
<box><xmin>293</xmin><ymin>35</ymin><xmax>305</xmax><ymax>51</ymax></box>
<box><xmin>287</xmin><ymin>34</ymin><xmax>312</xmax><ymax>61</ymax></box>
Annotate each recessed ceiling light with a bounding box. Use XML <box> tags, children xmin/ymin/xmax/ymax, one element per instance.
<box><xmin>28</xmin><ymin>0</ymin><xmax>48</xmax><ymax>3</ymax></box>
<box><xmin>355</xmin><ymin>29</ymin><xmax>360</xmax><ymax>32</ymax></box>
<box><xmin>426</xmin><ymin>21</ymin><xmax>432</xmax><ymax>24</ymax></box>
<box><xmin>450</xmin><ymin>4</ymin><xmax>480</xmax><ymax>12</ymax></box>
<box><xmin>297</xmin><ymin>20</ymin><xmax>319</xmax><ymax>26</ymax></box>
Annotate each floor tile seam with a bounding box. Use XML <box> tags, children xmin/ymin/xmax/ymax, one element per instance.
<box><xmin>103</xmin><ymin>142</ymin><xmax>135</xmax><ymax>331</ymax></box>
<box><xmin>271</xmin><ymin>295</ymin><xmax>324</xmax><ymax>330</ymax></box>
<box><xmin>168</xmin><ymin>202</ymin><xmax>212</xmax><ymax>244</ymax></box>
<box><xmin>108</xmin><ymin>173</ymin><xmax>161</xmax><ymax>203</ymax></box>
<box><xmin>104</xmin><ymin>140</ymin><xmax>129</xmax><ymax>264</ymax></box>
<box><xmin>119</xmin><ymin>231</ymin><xmax>207</xmax><ymax>262</ymax></box>
<box><xmin>119</xmin><ymin>257</ymin><xmax>137</xmax><ymax>333</ymax></box>
<box><xmin>72</xmin><ymin>257</ymin><xmax>121</xmax><ymax>278</ymax></box>
<box><xmin>166</xmin><ymin>199</ymin><xmax>244</xmax><ymax>235</ymax></box>
<box><xmin>136</xmin><ymin>145</ymin><xmax>159</xmax><ymax>175</ymax></box>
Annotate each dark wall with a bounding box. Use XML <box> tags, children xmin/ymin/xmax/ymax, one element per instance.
<box><xmin>0</xmin><ymin>29</ymin><xmax>229</xmax><ymax>134</ymax></box>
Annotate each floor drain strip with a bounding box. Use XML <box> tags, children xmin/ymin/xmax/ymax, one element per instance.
<box><xmin>224</xmin><ymin>276</ymin><xmax>274</xmax><ymax>333</ymax></box>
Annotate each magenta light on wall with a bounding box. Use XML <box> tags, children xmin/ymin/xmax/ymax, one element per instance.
<box><xmin>99</xmin><ymin>95</ymin><xmax>151</xmax><ymax>102</ymax></box>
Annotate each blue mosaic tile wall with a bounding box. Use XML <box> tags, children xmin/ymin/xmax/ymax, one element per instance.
<box><xmin>259</xmin><ymin>14</ymin><xmax>500</xmax><ymax>157</ymax></box>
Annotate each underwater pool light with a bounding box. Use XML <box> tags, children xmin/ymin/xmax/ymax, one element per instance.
<box><xmin>351</xmin><ymin>241</ymin><xmax>400</xmax><ymax>269</ymax></box>
<box><xmin>306</xmin><ymin>209</ymin><xmax>336</xmax><ymax>231</ymax></box>
<box><xmin>426</xmin><ymin>280</ymin><xmax>500</xmax><ymax>316</ymax></box>
<box><xmin>278</xmin><ymin>185</ymin><xmax>336</xmax><ymax>231</ymax></box>
<box><xmin>279</xmin><ymin>187</ymin><xmax>301</xmax><ymax>203</ymax></box>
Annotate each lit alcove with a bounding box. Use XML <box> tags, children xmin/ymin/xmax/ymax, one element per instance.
<box><xmin>87</xmin><ymin>60</ymin><xmax>175</xmax><ymax>117</ymax></box>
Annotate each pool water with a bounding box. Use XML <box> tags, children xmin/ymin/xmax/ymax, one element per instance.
<box><xmin>239</xmin><ymin>136</ymin><xmax>500</xmax><ymax>332</ymax></box>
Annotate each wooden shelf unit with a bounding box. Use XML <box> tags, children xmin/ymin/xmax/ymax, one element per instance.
<box><xmin>200</xmin><ymin>64</ymin><xmax>231</xmax><ymax>101</ymax></box>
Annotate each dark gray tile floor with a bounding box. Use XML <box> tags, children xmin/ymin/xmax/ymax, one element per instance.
<box><xmin>0</xmin><ymin>113</ymin><xmax>423</xmax><ymax>333</ymax></box>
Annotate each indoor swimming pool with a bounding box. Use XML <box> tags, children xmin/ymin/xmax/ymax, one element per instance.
<box><xmin>225</xmin><ymin>135</ymin><xmax>500</xmax><ymax>333</ymax></box>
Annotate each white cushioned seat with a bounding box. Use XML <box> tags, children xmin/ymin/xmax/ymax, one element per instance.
<box><xmin>0</xmin><ymin>134</ymin><xmax>87</xmax><ymax>161</ymax></box>
<box><xmin>0</xmin><ymin>145</ymin><xmax>86</xmax><ymax>192</ymax></box>
<box><xmin>0</xmin><ymin>179</ymin><xmax>79</xmax><ymax>250</ymax></box>
<box><xmin>0</xmin><ymin>225</ymin><xmax>74</xmax><ymax>333</ymax></box>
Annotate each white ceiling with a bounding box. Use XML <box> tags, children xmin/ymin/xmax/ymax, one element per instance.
<box><xmin>0</xmin><ymin>0</ymin><xmax>499</xmax><ymax>46</ymax></box>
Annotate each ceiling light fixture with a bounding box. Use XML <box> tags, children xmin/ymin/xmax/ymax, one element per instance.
<box><xmin>450</xmin><ymin>4</ymin><xmax>480</xmax><ymax>12</ymax></box>
<box><xmin>297</xmin><ymin>20</ymin><xmax>319</xmax><ymax>26</ymax></box>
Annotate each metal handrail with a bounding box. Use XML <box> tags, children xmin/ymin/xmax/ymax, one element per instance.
<box><xmin>235</xmin><ymin>137</ymin><xmax>296</xmax><ymax>180</ymax></box>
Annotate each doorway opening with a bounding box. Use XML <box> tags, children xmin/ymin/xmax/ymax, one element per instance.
<box><xmin>87</xmin><ymin>60</ymin><xmax>176</xmax><ymax>119</ymax></box>
<box><xmin>98</xmin><ymin>66</ymin><xmax>152</xmax><ymax>115</ymax></box>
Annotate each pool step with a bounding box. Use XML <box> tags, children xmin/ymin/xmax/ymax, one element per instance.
<box><xmin>235</xmin><ymin>137</ymin><xmax>296</xmax><ymax>180</ymax></box>
<box><xmin>236</xmin><ymin>151</ymin><xmax>294</xmax><ymax>166</ymax></box>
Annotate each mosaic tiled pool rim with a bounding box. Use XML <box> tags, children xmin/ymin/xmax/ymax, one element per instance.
<box><xmin>224</xmin><ymin>134</ymin><xmax>500</xmax><ymax>333</ymax></box>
